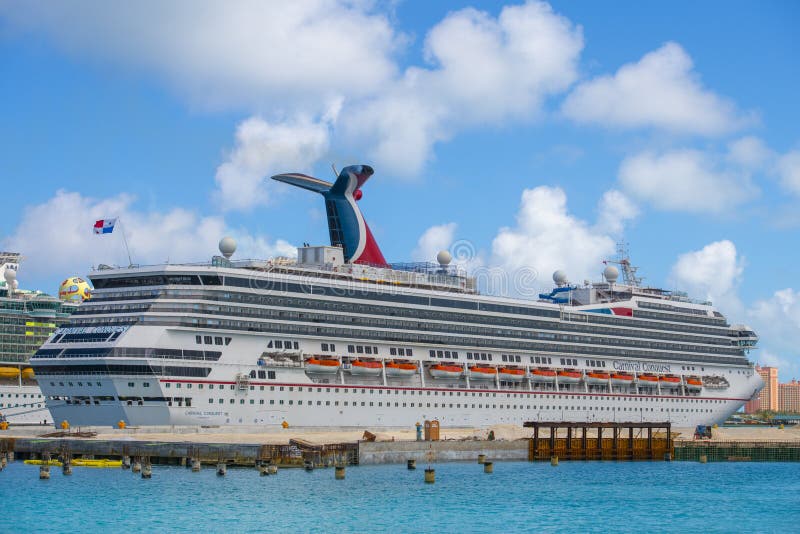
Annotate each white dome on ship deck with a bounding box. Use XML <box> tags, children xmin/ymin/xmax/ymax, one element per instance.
<box><xmin>603</xmin><ymin>265</ymin><xmax>619</xmax><ymax>284</ymax></box>
<box><xmin>553</xmin><ymin>270</ymin><xmax>568</xmax><ymax>286</ymax></box>
<box><xmin>3</xmin><ymin>268</ymin><xmax>16</xmax><ymax>285</ymax></box>
<box><xmin>437</xmin><ymin>250</ymin><xmax>452</xmax><ymax>266</ymax></box>
<box><xmin>219</xmin><ymin>236</ymin><xmax>237</xmax><ymax>259</ymax></box>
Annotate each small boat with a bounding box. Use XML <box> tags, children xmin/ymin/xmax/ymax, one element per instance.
<box><xmin>21</xmin><ymin>368</ymin><xmax>35</xmax><ymax>380</ymax></box>
<box><xmin>305</xmin><ymin>358</ymin><xmax>340</xmax><ymax>374</ymax></box>
<box><xmin>585</xmin><ymin>372</ymin><xmax>610</xmax><ymax>385</ymax></box>
<box><xmin>637</xmin><ymin>374</ymin><xmax>659</xmax><ymax>387</ymax></box>
<box><xmin>685</xmin><ymin>376</ymin><xmax>703</xmax><ymax>390</ymax></box>
<box><xmin>385</xmin><ymin>361</ymin><xmax>418</xmax><ymax>377</ymax></box>
<box><xmin>498</xmin><ymin>368</ymin><xmax>526</xmax><ymax>382</ymax></box>
<box><xmin>348</xmin><ymin>360</ymin><xmax>383</xmax><ymax>376</ymax></box>
<box><xmin>468</xmin><ymin>366</ymin><xmax>497</xmax><ymax>380</ymax></box>
<box><xmin>659</xmin><ymin>375</ymin><xmax>681</xmax><ymax>387</ymax></box>
<box><xmin>557</xmin><ymin>370</ymin><xmax>582</xmax><ymax>384</ymax></box>
<box><xmin>610</xmin><ymin>373</ymin><xmax>634</xmax><ymax>386</ymax></box>
<box><xmin>429</xmin><ymin>364</ymin><xmax>463</xmax><ymax>379</ymax></box>
<box><xmin>0</xmin><ymin>367</ymin><xmax>20</xmax><ymax>379</ymax></box>
<box><xmin>530</xmin><ymin>368</ymin><xmax>556</xmax><ymax>382</ymax></box>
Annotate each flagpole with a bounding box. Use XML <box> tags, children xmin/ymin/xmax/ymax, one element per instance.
<box><xmin>117</xmin><ymin>217</ymin><xmax>133</xmax><ymax>267</ymax></box>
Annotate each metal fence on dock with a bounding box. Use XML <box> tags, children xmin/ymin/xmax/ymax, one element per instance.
<box><xmin>674</xmin><ymin>441</ymin><xmax>800</xmax><ymax>462</ymax></box>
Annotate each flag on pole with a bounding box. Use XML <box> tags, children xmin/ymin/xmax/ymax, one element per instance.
<box><xmin>93</xmin><ymin>218</ymin><xmax>117</xmax><ymax>234</ymax></box>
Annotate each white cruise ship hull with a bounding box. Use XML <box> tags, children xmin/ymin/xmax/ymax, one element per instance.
<box><xmin>0</xmin><ymin>383</ymin><xmax>51</xmax><ymax>425</ymax></box>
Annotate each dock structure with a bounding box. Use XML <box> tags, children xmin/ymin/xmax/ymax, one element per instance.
<box><xmin>674</xmin><ymin>440</ymin><xmax>800</xmax><ymax>462</ymax></box>
<box><xmin>0</xmin><ymin>437</ymin><xmax>359</xmax><ymax>468</ymax></box>
<box><xmin>524</xmin><ymin>421</ymin><xmax>673</xmax><ymax>461</ymax></box>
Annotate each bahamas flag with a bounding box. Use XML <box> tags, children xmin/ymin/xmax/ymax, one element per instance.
<box><xmin>93</xmin><ymin>218</ymin><xmax>117</xmax><ymax>234</ymax></box>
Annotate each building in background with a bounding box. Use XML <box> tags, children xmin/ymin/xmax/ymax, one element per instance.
<box><xmin>744</xmin><ymin>365</ymin><xmax>779</xmax><ymax>413</ymax></box>
<box><xmin>779</xmin><ymin>380</ymin><xmax>800</xmax><ymax>414</ymax></box>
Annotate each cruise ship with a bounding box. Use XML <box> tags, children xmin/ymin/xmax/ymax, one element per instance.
<box><xmin>33</xmin><ymin>165</ymin><xmax>763</xmax><ymax>428</ymax></box>
<box><xmin>0</xmin><ymin>253</ymin><xmax>77</xmax><ymax>424</ymax></box>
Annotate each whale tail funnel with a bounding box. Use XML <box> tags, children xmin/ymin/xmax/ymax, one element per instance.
<box><xmin>272</xmin><ymin>165</ymin><xmax>388</xmax><ymax>267</ymax></box>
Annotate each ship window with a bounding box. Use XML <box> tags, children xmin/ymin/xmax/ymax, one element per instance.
<box><xmin>330</xmin><ymin>344</ymin><xmax>335</xmax><ymax>352</ymax></box>
<box><xmin>127</xmin><ymin>382</ymin><xmax>134</xmax><ymax>387</ymax></box>
<box><xmin>348</xmin><ymin>345</ymin><xmax>355</xmax><ymax>353</ymax></box>
<box><xmin>258</xmin><ymin>371</ymin><xmax>266</xmax><ymax>379</ymax></box>
<box><xmin>195</xmin><ymin>336</ymin><xmax>202</xmax><ymax>344</ymax></box>
<box><xmin>275</xmin><ymin>341</ymin><xmax>282</xmax><ymax>348</ymax></box>
<box><xmin>502</xmin><ymin>355</ymin><xmax>507</xmax><ymax>362</ymax></box>
<box><xmin>259</xmin><ymin>399</ymin><xmax>264</xmax><ymax>404</ymax></box>
<box><xmin>365</xmin><ymin>346</ymin><xmax>373</xmax><ymax>354</ymax></box>
<box><xmin>268</xmin><ymin>371</ymin><xmax>276</xmax><ymax>379</ymax></box>
<box><xmin>225</xmin><ymin>337</ymin><xmax>232</xmax><ymax>345</ymax></box>
<box><xmin>214</xmin><ymin>337</ymin><xmax>223</xmax><ymax>345</ymax></box>
<box><xmin>204</xmin><ymin>336</ymin><xmax>212</xmax><ymax>344</ymax></box>
<box><xmin>437</xmin><ymin>350</ymin><xmax>443</xmax><ymax>357</ymax></box>
<box><xmin>407</xmin><ymin>349</ymin><xmax>413</xmax><ymax>356</ymax></box>
<box><xmin>293</xmin><ymin>342</ymin><xmax>299</xmax><ymax>349</ymax></box>
<box><xmin>430</xmin><ymin>350</ymin><xmax>436</xmax><ymax>358</ymax></box>
<box><xmin>373</xmin><ymin>347</ymin><xmax>378</xmax><ymax>354</ymax></box>
<box><xmin>356</xmin><ymin>346</ymin><xmax>363</xmax><ymax>354</ymax></box>
<box><xmin>267</xmin><ymin>341</ymin><xmax>273</xmax><ymax>348</ymax></box>
<box><xmin>390</xmin><ymin>348</ymin><xmax>397</xmax><ymax>356</ymax></box>
<box><xmin>322</xmin><ymin>343</ymin><xmax>329</xmax><ymax>352</ymax></box>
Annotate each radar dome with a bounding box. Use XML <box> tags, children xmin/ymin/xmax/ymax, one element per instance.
<box><xmin>436</xmin><ymin>250</ymin><xmax>452</xmax><ymax>266</ymax></box>
<box><xmin>603</xmin><ymin>265</ymin><xmax>619</xmax><ymax>284</ymax></box>
<box><xmin>3</xmin><ymin>268</ymin><xmax>16</xmax><ymax>285</ymax></box>
<box><xmin>59</xmin><ymin>277</ymin><xmax>92</xmax><ymax>302</ymax></box>
<box><xmin>553</xmin><ymin>270</ymin><xmax>568</xmax><ymax>286</ymax></box>
<box><xmin>219</xmin><ymin>236</ymin><xmax>237</xmax><ymax>259</ymax></box>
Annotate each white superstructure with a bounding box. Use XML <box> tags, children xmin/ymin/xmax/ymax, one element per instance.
<box><xmin>32</xmin><ymin>244</ymin><xmax>763</xmax><ymax>428</ymax></box>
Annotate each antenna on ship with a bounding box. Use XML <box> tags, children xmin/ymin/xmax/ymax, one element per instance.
<box><xmin>605</xmin><ymin>242</ymin><xmax>642</xmax><ymax>287</ymax></box>
<box><xmin>331</xmin><ymin>163</ymin><xmax>338</xmax><ymax>177</ymax></box>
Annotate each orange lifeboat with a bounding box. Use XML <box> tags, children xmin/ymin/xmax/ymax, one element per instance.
<box><xmin>498</xmin><ymin>368</ymin><xmax>526</xmax><ymax>382</ymax></box>
<box><xmin>585</xmin><ymin>371</ymin><xmax>610</xmax><ymax>385</ymax></box>
<box><xmin>530</xmin><ymin>368</ymin><xmax>556</xmax><ymax>383</ymax></box>
<box><xmin>305</xmin><ymin>358</ymin><xmax>340</xmax><ymax>374</ymax></box>
<box><xmin>385</xmin><ymin>361</ymin><xmax>418</xmax><ymax>378</ymax></box>
<box><xmin>685</xmin><ymin>376</ymin><xmax>703</xmax><ymax>391</ymax></box>
<box><xmin>348</xmin><ymin>360</ymin><xmax>383</xmax><ymax>376</ymax></box>
<box><xmin>659</xmin><ymin>375</ymin><xmax>681</xmax><ymax>387</ymax></box>
<box><xmin>610</xmin><ymin>373</ymin><xmax>634</xmax><ymax>386</ymax></box>
<box><xmin>468</xmin><ymin>366</ymin><xmax>497</xmax><ymax>380</ymax></box>
<box><xmin>637</xmin><ymin>374</ymin><xmax>659</xmax><ymax>387</ymax></box>
<box><xmin>429</xmin><ymin>364</ymin><xmax>463</xmax><ymax>379</ymax></box>
<box><xmin>557</xmin><ymin>370</ymin><xmax>582</xmax><ymax>384</ymax></box>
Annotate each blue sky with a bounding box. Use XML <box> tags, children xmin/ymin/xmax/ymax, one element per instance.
<box><xmin>1</xmin><ymin>1</ymin><xmax>798</xmax><ymax>375</ymax></box>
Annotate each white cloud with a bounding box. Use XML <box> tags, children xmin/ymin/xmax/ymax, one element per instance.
<box><xmin>341</xmin><ymin>1</ymin><xmax>583</xmax><ymax>174</ymax></box>
<box><xmin>412</xmin><ymin>223</ymin><xmax>457</xmax><ymax>262</ymax></box>
<box><xmin>748</xmin><ymin>289</ymin><xmax>800</xmax><ymax>377</ymax></box>
<box><xmin>214</xmin><ymin>115</ymin><xmax>331</xmax><ymax>211</ymax></box>
<box><xmin>0</xmin><ymin>0</ymin><xmax>400</xmax><ymax>113</ymax></box>
<box><xmin>669</xmin><ymin>240</ymin><xmax>744</xmax><ymax>312</ymax></box>
<box><xmin>562</xmin><ymin>42</ymin><xmax>749</xmax><ymax>135</ymax></box>
<box><xmin>618</xmin><ymin>147</ymin><xmax>757</xmax><ymax>213</ymax></box>
<box><xmin>491</xmin><ymin>186</ymin><xmax>622</xmax><ymax>294</ymax></box>
<box><xmin>727</xmin><ymin>136</ymin><xmax>773</xmax><ymax>170</ymax></box>
<box><xmin>1</xmin><ymin>190</ymin><xmax>294</xmax><ymax>283</ymax></box>
<box><xmin>595</xmin><ymin>189</ymin><xmax>639</xmax><ymax>235</ymax></box>
<box><xmin>777</xmin><ymin>150</ymin><xmax>800</xmax><ymax>196</ymax></box>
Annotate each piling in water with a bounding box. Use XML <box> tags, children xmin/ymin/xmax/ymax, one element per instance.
<box><xmin>62</xmin><ymin>461</ymin><xmax>72</xmax><ymax>476</ymax></box>
<box><xmin>664</xmin><ymin>452</ymin><xmax>672</xmax><ymax>462</ymax></box>
<box><xmin>484</xmin><ymin>461</ymin><xmax>494</xmax><ymax>474</ymax></box>
<box><xmin>191</xmin><ymin>459</ymin><xmax>201</xmax><ymax>472</ymax></box>
<box><xmin>478</xmin><ymin>454</ymin><xmax>486</xmax><ymax>464</ymax></box>
<box><xmin>335</xmin><ymin>466</ymin><xmax>346</xmax><ymax>480</ymax></box>
<box><xmin>142</xmin><ymin>462</ymin><xmax>152</xmax><ymax>479</ymax></box>
<box><xmin>39</xmin><ymin>465</ymin><xmax>50</xmax><ymax>479</ymax></box>
<box><xmin>132</xmin><ymin>459</ymin><xmax>142</xmax><ymax>473</ymax></box>
<box><xmin>699</xmin><ymin>455</ymin><xmax>708</xmax><ymax>464</ymax></box>
<box><xmin>258</xmin><ymin>463</ymin><xmax>269</xmax><ymax>476</ymax></box>
<box><xmin>121</xmin><ymin>456</ymin><xmax>131</xmax><ymax>470</ymax></box>
<box><xmin>267</xmin><ymin>464</ymin><xmax>278</xmax><ymax>475</ymax></box>
<box><xmin>407</xmin><ymin>459</ymin><xmax>416</xmax><ymax>470</ymax></box>
<box><xmin>216</xmin><ymin>462</ymin><xmax>227</xmax><ymax>476</ymax></box>
<box><xmin>424</xmin><ymin>468</ymin><xmax>435</xmax><ymax>484</ymax></box>
<box><xmin>550</xmin><ymin>456</ymin><xmax>559</xmax><ymax>467</ymax></box>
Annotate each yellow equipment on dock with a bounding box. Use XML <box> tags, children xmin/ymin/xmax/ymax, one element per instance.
<box><xmin>24</xmin><ymin>458</ymin><xmax>123</xmax><ymax>468</ymax></box>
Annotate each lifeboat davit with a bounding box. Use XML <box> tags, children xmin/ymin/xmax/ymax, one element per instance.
<box><xmin>468</xmin><ymin>366</ymin><xmax>497</xmax><ymax>380</ymax></box>
<box><xmin>557</xmin><ymin>370</ymin><xmax>582</xmax><ymax>384</ymax></box>
<box><xmin>531</xmin><ymin>368</ymin><xmax>556</xmax><ymax>382</ymax></box>
<box><xmin>685</xmin><ymin>376</ymin><xmax>703</xmax><ymax>391</ymax></box>
<box><xmin>585</xmin><ymin>372</ymin><xmax>610</xmax><ymax>385</ymax></box>
<box><xmin>659</xmin><ymin>375</ymin><xmax>681</xmax><ymax>387</ymax></box>
<box><xmin>0</xmin><ymin>367</ymin><xmax>20</xmax><ymax>379</ymax></box>
<box><xmin>610</xmin><ymin>373</ymin><xmax>635</xmax><ymax>386</ymax></box>
<box><xmin>305</xmin><ymin>358</ymin><xmax>340</xmax><ymax>374</ymax></box>
<box><xmin>429</xmin><ymin>364</ymin><xmax>463</xmax><ymax>379</ymax></box>
<box><xmin>637</xmin><ymin>374</ymin><xmax>659</xmax><ymax>387</ymax></box>
<box><xmin>348</xmin><ymin>360</ymin><xmax>383</xmax><ymax>376</ymax></box>
<box><xmin>498</xmin><ymin>368</ymin><xmax>526</xmax><ymax>382</ymax></box>
<box><xmin>385</xmin><ymin>361</ymin><xmax>418</xmax><ymax>378</ymax></box>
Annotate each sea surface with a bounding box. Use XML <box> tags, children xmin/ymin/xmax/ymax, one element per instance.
<box><xmin>1</xmin><ymin>460</ymin><xmax>798</xmax><ymax>533</ymax></box>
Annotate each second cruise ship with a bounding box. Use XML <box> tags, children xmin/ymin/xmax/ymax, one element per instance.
<box><xmin>32</xmin><ymin>165</ymin><xmax>763</xmax><ymax>428</ymax></box>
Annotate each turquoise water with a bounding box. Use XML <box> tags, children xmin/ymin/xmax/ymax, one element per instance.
<box><xmin>1</xmin><ymin>461</ymin><xmax>799</xmax><ymax>533</ymax></box>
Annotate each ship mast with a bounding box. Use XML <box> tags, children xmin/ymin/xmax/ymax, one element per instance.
<box><xmin>606</xmin><ymin>242</ymin><xmax>643</xmax><ymax>287</ymax></box>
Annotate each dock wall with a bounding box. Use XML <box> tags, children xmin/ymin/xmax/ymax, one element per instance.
<box><xmin>358</xmin><ymin>440</ymin><xmax>528</xmax><ymax>464</ymax></box>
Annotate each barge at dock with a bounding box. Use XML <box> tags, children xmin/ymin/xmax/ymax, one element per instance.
<box><xmin>32</xmin><ymin>165</ymin><xmax>763</xmax><ymax>428</ymax></box>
